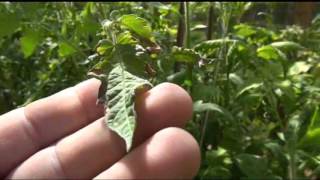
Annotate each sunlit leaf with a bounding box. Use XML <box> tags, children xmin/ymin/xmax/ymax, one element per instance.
<box><xmin>119</xmin><ymin>14</ymin><xmax>153</xmax><ymax>41</ymax></box>
<box><xmin>257</xmin><ymin>45</ymin><xmax>280</xmax><ymax>61</ymax></box>
<box><xmin>234</xmin><ymin>24</ymin><xmax>256</xmax><ymax>37</ymax></box>
<box><xmin>270</xmin><ymin>41</ymin><xmax>304</xmax><ymax>51</ymax></box>
<box><xmin>288</xmin><ymin>61</ymin><xmax>312</xmax><ymax>76</ymax></box>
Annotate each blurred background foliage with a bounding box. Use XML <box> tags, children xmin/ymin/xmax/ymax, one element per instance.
<box><xmin>1</xmin><ymin>2</ymin><xmax>320</xmax><ymax>179</ymax></box>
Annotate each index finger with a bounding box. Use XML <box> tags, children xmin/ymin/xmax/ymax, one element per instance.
<box><xmin>0</xmin><ymin>78</ymin><xmax>104</xmax><ymax>177</ymax></box>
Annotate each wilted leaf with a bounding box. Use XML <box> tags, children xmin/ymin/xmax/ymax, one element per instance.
<box><xmin>106</xmin><ymin>65</ymin><xmax>153</xmax><ymax>151</ymax></box>
<box><xmin>119</xmin><ymin>14</ymin><xmax>153</xmax><ymax>40</ymax></box>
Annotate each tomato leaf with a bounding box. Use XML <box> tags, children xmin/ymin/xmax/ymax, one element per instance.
<box><xmin>119</xmin><ymin>14</ymin><xmax>153</xmax><ymax>41</ymax></box>
<box><xmin>106</xmin><ymin>64</ymin><xmax>153</xmax><ymax>151</ymax></box>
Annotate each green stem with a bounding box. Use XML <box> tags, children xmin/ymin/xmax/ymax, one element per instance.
<box><xmin>174</xmin><ymin>2</ymin><xmax>185</xmax><ymax>72</ymax></box>
<box><xmin>184</xmin><ymin>2</ymin><xmax>193</xmax><ymax>93</ymax></box>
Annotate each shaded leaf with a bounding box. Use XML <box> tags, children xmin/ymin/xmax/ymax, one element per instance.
<box><xmin>235</xmin><ymin>153</ymin><xmax>269</xmax><ymax>178</ymax></box>
<box><xmin>0</xmin><ymin>10</ymin><xmax>20</xmax><ymax>38</ymax></box>
<box><xmin>58</xmin><ymin>41</ymin><xmax>77</xmax><ymax>57</ymax></box>
<box><xmin>20</xmin><ymin>29</ymin><xmax>41</xmax><ymax>58</ymax></box>
<box><xmin>106</xmin><ymin>65</ymin><xmax>153</xmax><ymax>151</ymax></box>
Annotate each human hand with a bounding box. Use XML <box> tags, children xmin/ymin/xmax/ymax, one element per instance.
<box><xmin>0</xmin><ymin>78</ymin><xmax>200</xmax><ymax>179</ymax></box>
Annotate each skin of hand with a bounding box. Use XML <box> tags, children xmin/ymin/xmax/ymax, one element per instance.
<box><xmin>0</xmin><ymin>78</ymin><xmax>201</xmax><ymax>179</ymax></box>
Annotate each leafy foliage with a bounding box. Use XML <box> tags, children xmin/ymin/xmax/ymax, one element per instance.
<box><xmin>1</xmin><ymin>2</ymin><xmax>320</xmax><ymax>179</ymax></box>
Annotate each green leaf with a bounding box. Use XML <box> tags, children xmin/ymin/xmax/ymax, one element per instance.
<box><xmin>193</xmin><ymin>100</ymin><xmax>234</xmax><ymax>121</ymax></box>
<box><xmin>171</xmin><ymin>46</ymin><xmax>200</xmax><ymax>63</ymax></box>
<box><xmin>235</xmin><ymin>153</ymin><xmax>269</xmax><ymax>178</ymax></box>
<box><xmin>229</xmin><ymin>73</ymin><xmax>244</xmax><ymax>86</ymax></box>
<box><xmin>299</xmin><ymin>106</ymin><xmax>320</xmax><ymax>148</ymax></box>
<box><xmin>236</xmin><ymin>83</ymin><xmax>263</xmax><ymax>98</ymax></box>
<box><xmin>191</xmin><ymin>24</ymin><xmax>207</xmax><ymax>31</ymax></box>
<box><xmin>288</xmin><ymin>61</ymin><xmax>312</xmax><ymax>76</ymax></box>
<box><xmin>257</xmin><ymin>45</ymin><xmax>280</xmax><ymax>61</ymax></box>
<box><xmin>194</xmin><ymin>38</ymin><xmax>238</xmax><ymax>54</ymax></box>
<box><xmin>117</xmin><ymin>31</ymin><xmax>136</xmax><ymax>45</ymax></box>
<box><xmin>119</xmin><ymin>14</ymin><xmax>152</xmax><ymax>40</ymax></box>
<box><xmin>96</xmin><ymin>39</ymin><xmax>113</xmax><ymax>55</ymax></box>
<box><xmin>58</xmin><ymin>41</ymin><xmax>77</xmax><ymax>57</ymax></box>
<box><xmin>166</xmin><ymin>69</ymin><xmax>187</xmax><ymax>84</ymax></box>
<box><xmin>106</xmin><ymin>65</ymin><xmax>153</xmax><ymax>151</ymax></box>
<box><xmin>0</xmin><ymin>10</ymin><xmax>20</xmax><ymax>38</ymax></box>
<box><xmin>115</xmin><ymin>44</ymin><xmax>147</xmax><ymax>77</ymax></box>
<box><xmin>270</xmin><ymin>41</ymin><xmax>304</xmax><ymax>51</ymax></box>
<box><xmin>234</xmin><ymin>24</ymin><xmax>256</xmax><ymax>37</ymax></box>
<box><xmin>20</xmin><ymin>29</ymin><xmax>41</xmax><ymax>58</ymax></box>
<box><xmin>299</xmin><ymin>129</ymin><xmax>320</xmax><ymax>149</ymax></box>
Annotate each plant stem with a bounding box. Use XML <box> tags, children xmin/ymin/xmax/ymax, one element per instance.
<box><xmin>174</xmin><ymin>2</ymin><xmax>185</xmax><ymax>72</ymax></box>
<box><xmin>206</xmin><ymin>3</ymin><xmax>214</xmax><ymax>40</ymax></box>
<box><xmin>200</xmin><ymin>110</ymin><xmax>210</xmax><ymax>149</ymax></box>
<box><xmin>200</xmin><ymin>3</ymin><xmax>215</xmax><ymax>150</ymax></box>
<box><xmin>184</xmin><ymin>1</ymin><xmax>191</xmax><ymax>48</ymax></box>
<box><xmin>176</xmin><ymin>2</ymin><xmax>185</xmax><ymax>47</ymax></box>
<box><xmin>184</xmin><ymin>2</ymin><xmax>193</xmax><ymax>93</ymax></box>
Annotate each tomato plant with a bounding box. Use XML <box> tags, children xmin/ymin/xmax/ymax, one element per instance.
<box><xmin>1</xmin><ymin>2</ymin><xmax>320</xmax><ymax>179</ymax></box>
